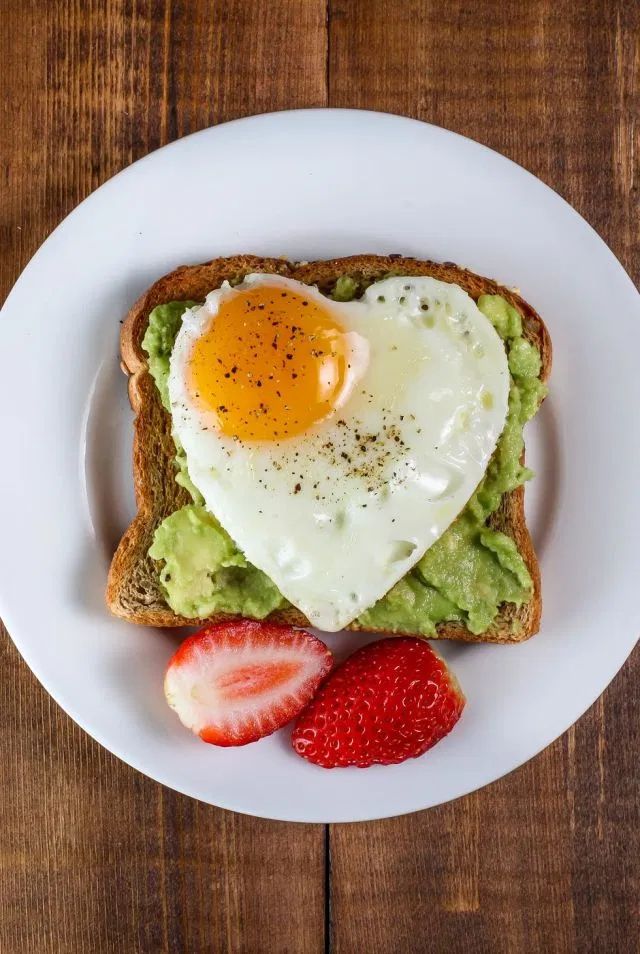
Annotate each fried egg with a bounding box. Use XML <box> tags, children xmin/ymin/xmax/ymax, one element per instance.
<box><xmin>168</xmin><ymin>274</ymin><xmax>509</xmax><ymax>631</ymax></box>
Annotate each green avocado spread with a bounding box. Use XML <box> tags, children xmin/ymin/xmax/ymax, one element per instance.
<box><xmin>142</xmin><ymin>280</ymin><xmax>547</xmax><ymax>634</ymax></box>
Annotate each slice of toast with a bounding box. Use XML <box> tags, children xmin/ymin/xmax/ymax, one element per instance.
<box><xmin>107</xmin><ymin>255</ymin><xmax>551</xmax><ymax>642</ymax></box>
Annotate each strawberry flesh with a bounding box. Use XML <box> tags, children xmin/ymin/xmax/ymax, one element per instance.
<box><xmin>165</xmin><ymin>620</ymin><xmax>333</xmax><ymax>746</ymax></box>
<box><xmin>291</xmin><ymin>637</ymin><xmax>465</xmax><ymax>768</ymax></box>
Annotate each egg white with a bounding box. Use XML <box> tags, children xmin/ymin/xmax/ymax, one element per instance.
<box><xmin>168</xmin><ymin>274</ymin><xmax>510</xmax><ymax>631</ymax></box>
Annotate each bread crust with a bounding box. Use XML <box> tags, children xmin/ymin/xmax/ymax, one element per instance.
<box><xmin>106</xmin><ymin>255</ymin><xmax>551</xmax><ymax>642</ymax></box>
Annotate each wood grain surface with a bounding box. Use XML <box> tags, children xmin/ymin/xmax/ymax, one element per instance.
<box><xmin>1</xmin><ymin>1</ymin><xmax>638</xmax><ymax>952</ymax></box>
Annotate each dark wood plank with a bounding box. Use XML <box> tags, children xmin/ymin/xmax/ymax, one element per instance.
<box><xmin>328</xmin><ymin>1</ymin><xmax>640</xmax><ymax>952</ymax></box>
<box><xmin>0</xmin><ymin>2</ymin><xmax>327</xmax><ymax>952</ymax></box>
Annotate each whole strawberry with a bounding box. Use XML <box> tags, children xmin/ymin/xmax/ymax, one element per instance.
<box><xmin>291</xmin><ymin>637</ymin><xmax>465</xmax><ymax>768</ymax></box>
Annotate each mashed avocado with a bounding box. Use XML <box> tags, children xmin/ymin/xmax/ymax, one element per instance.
<box><xmin>142</xmin><ymin>301</ymin><xmax>199</xmax><ymax>409</ymax></box>
<box><xmin>149</xmin><ymin>505</ymin><xmax>286</xmax><ymax>619</ymax></box>
<box><xmin>143</xmin><ymin>282</ymin><xmax>547</xmax><ymax>635</ymax></box>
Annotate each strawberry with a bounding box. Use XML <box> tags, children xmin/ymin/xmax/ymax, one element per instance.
<box><xmin>291</xmin><ymin>638</ymin><xmax>465</xmax><ymax>768</ymax></box>
<box><xmin>164</xmin><ymin>620</ymin><xmax>333</xmax><ymax>746</ymax></box>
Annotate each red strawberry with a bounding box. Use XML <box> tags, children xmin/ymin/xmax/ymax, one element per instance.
<box><xmin>164</xmin><ymin>620</ymin><xmax>333</xmax><ymax>746</ymax></box>
<box><xmin>291</xmin><ymin>638</ymin><xmax>465</xmax><ymax>768</ymax></box>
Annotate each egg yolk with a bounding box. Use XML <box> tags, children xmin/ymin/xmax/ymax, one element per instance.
<box><xmin>188</xmin><ymin>285</ymin><xmax>349</xmax><ymax>441</ymax></box>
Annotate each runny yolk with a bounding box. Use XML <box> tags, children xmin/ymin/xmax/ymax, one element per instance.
<box><xmin>188</xmin><ymin>284</ymin><xmax>349</xmax><ymax>441</ymax></box>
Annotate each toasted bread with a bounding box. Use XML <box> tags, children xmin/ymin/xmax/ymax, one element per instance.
<box><xmin>107</xmin><ymin>255</ymin><xmax>551</xmax><ymax>642</ymax></box>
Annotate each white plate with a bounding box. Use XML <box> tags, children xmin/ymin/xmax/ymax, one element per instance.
<box><xmin>1</xmin><ymin>109</ymin><xmax>638</xmax><ymax>823</ymax></box>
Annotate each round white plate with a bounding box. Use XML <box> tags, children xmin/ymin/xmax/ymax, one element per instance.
<box><xmin>1</xmin><ymin>109</ymin><xmax>638</xmax><ymax>822</ymax></box>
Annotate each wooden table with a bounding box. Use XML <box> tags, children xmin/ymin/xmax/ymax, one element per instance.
<box><xmin>1</xmin><ymin>2</ymin><xmax>638</xmax><ymax>951</ymax></box>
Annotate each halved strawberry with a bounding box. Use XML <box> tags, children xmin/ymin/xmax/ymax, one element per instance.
<box><xmin>164</xmin><ymin>620</ymin><xmax>333</xmax><ymax>746</ymax></box>
<box><xmin>291</xmin><ymin>637</ymin><xmax>465</xmax><ymax>768</ymax></box>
